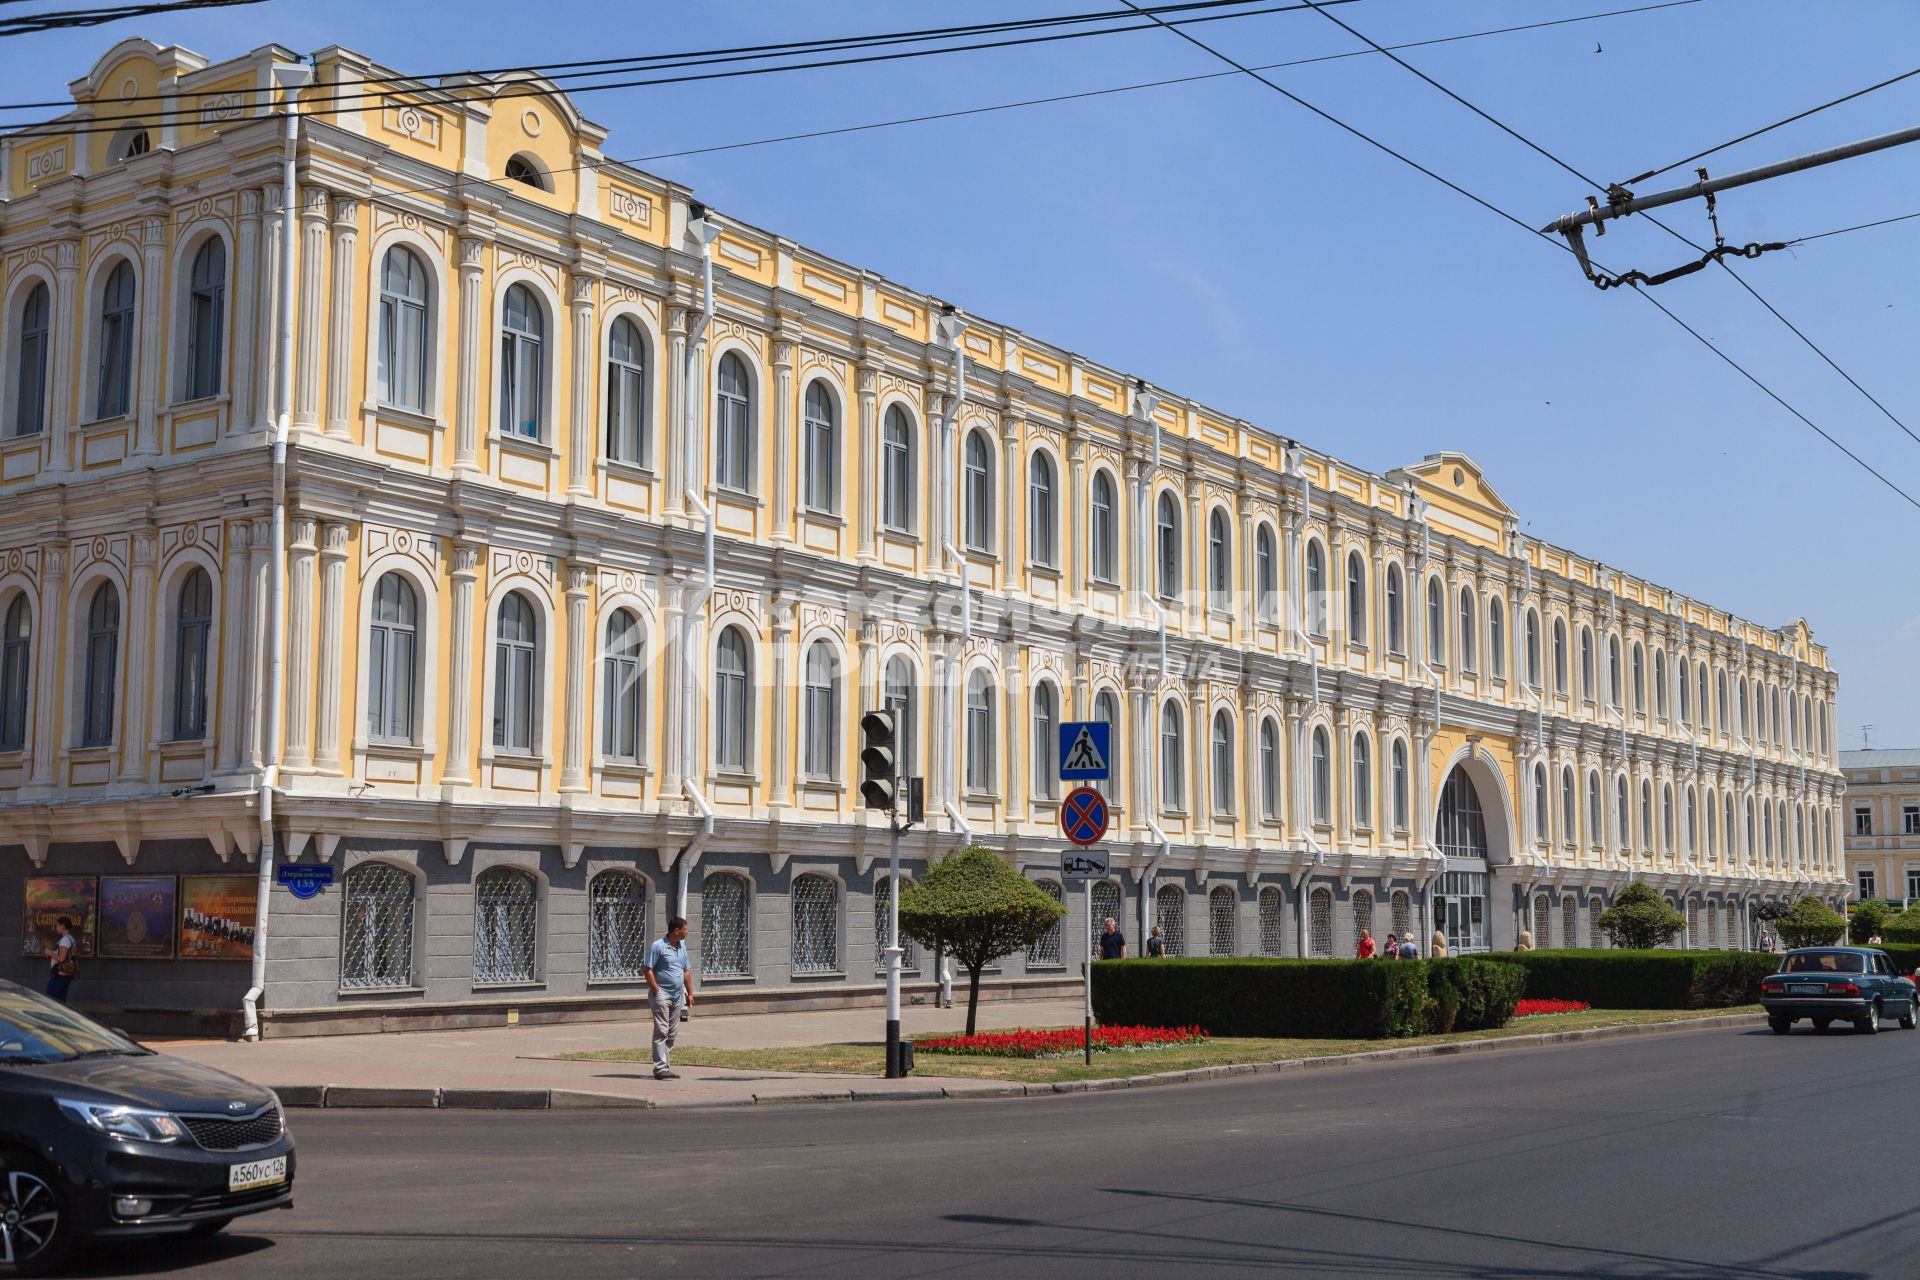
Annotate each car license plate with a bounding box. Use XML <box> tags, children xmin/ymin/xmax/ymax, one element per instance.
<box><xmin>1791</xmin><ymin>984</ymin><xmax>1825</xmax><ymax>996</ymax></box>
<box><xmin>229</xmin><ymin>1155</ymin><xmax>286</xmax><ymax>1192</ymax></box>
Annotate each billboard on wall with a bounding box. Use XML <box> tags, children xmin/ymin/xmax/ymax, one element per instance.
<box><xmin>179</xmin><ymin>876</ymin><xmax>258</xmax><ymax>961</ymax></box>
<box><xmin>99</xmin><ymin>876</ymin><xmax>178</xmax><ymax>960</ymax></box>
<box><xmin>20</xmin><ymin>877</ymin><xmax>98</xmax><ymax>958</ymax></box>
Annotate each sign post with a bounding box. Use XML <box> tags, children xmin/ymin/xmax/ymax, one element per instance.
<box><xmin>1061</xmin><ymin>845</ymin><xmax>1110</xmax><ymax>1067</ymax></box>
<box><xmin>1058</xmin><ymin>722</ymin><xmax>1112</xmax><ymax>1067</ymax></box>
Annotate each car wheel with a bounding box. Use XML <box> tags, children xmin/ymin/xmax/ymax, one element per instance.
<box><xmin>1812</xmin><ymin>1017</ymin><xmax>1832</xmax><ymax>1032</ymax></box>
<box><xmin>1900</xmin><ymin>1006</ymin><xmax>1917</xmax><ymax>1030</ymax></box>
<box><xmin>1769</xmin><ymin>1016</ymin><xmax>1791</xmax><ymax>1034</ymax></box>
<box><xmin>1858</xmin><ymin>1002</ymin><xmax>1881</xmax><ymax>1035</ymax></box>
<box><xmin>0</xmin><ymin>1152</ymin><xmax>72</xmax><ymax>1277</ymax></box>
<box><xmin>185</xmin><ymin>1217</ymin><xmax>233</xmax><ymax>1241</ymax></box>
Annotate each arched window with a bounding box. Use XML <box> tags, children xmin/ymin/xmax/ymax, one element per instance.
<box><xmin>802</xmin><ymin>380</ymin><xmax>837</xmax><ymax>513</ymax></box>
<box><xmin>473</xmin><ymin>866</ymin><xmax>537</xmax><ymax>984</ymax></box>
<box><xmin>0</xmin><ymin>595</ymin><xmax>31</xmax><ymax>751</ymax></box>
<box><xmin>1094</xmin><ymin>688</ymin><xmax>1122</xmax><ymax>805</ymax></box>
<box><xmin>602</xmin><ymin>608</ymin><xmax>644</xmax><ymax>762</ymax></box>
<box><xmin>498</xmin><ymin>283</ymin><xmax>543</xmax><ymax>438</ymax></box>
<box><xmin>1560</xmin><ymin>766</ymin><xmax>1576</xmax><ymax>844</ymax></box>
<box><xmin>1686</xmin><ymin>789</ymin><xmax>1699</xmax><ymax>855</ymax></box>
<box><xmin>1586</xmin><ymin>772</ymin><xmax>1602</xmax><ymax>848</ymax></box>
<box><xmin>184</xmin><ymin>238</ymin><xmax>226</xmax><ymax>400</ymax></box>
<box><xmin>1426</xmin><ymin>576</ymin><xmax>1445</xmax><ymax>666</ymax></box>
<box><xmin>1533</xmin><ymin>763</ymin><xmax>1549</xmax><ymax>840</ymax></box>
<box><xmin>1525</xmin><ymin>608</ymin><xmax>1541</xmax><ymax>687</ymax></box>
<box><xmin>171</xmin><ymin>568</ymin><xmax>212</xmax><ymax>740</ymax></box>
<box><xmin>1677</xmin><ymin>657</ymin><xmax>1692</xmax><ymax>724</ymax></box>
<box><xmin>11</xmin><ymin>282</ymin><xmax>49</xmax><ymax>438</ymax></box>
<box><xmin>715</xmin><ymin>352</ymin><xmax>752</xmax><ymax>492</ymax></box>
<box><xmin>377</xmin><ymin>246</ymin><xmax>429</xmax><ymax>412</ymax></box>
<box><xmin>108</xmin><ymin>124</ymin><xmax>149</xmax><ymax>164</ymax></box>
<box><xmin>1641</xmin><ymin>780</ymin><xmax>1653</xmax><ymax>849</ymax></box>
<box><xmin>801</xmin><ymin>640</ymin><xmax>840</xmax><ymax>779</ymax></box>
<box><xmin>1255</xmin><ymin>524</ymin><xmax>1278</xmax><ymax>624</ymax></box>
<box><xmin>883</xmin><ymin>655</ymin><xmax>916</xmax><ymax>776</ymax></box>
<box><xmin>1346</xmin><ymin>551</ymin><xmax>1366</xmax><ymax>642</ymax></box>
<box><xmin>1391</xmin><ymin>738</ymin><xmax>1409</xmax><ymax>830</ymax></box>
<box><xmin>96</xmin><ymin>260</ymin><xmax>136</xmax><ymax>420</ymax></box>
<box><xmin>1552</xmin><ymin>618</ymin><xmax>1568</xmax><ymax>696</ymax></box>
<box><xmin>1724</xmin><ymin>794</ymin><xmax>1736</xmax><ymax>860</ymax></box>
<box><xmin>1259</xmin><ymin>886</ymin><xmax>1285</xmax><ymax>956</ymax></box>
<box><xmin>1159</xmin><ymin>700</ymin><xmax>1185</xmax><ymax>811</ymax></box>
<box><xmin>1089</xmin><ymin>470</ymin><xmax>1117</xmax><ymax>582</ymax></box>
<box><xmin>1457</xmin><ymin>585</ymin><xmax>1477</xmax><ymax>673</ymax></box>
<box><xmin>1744</xmin><ymin>798</ymin><xmax>1756</xmax><ymax>862</ymax></box>
<box><xmin>1304</xmin><ymin>540</ymin><xmax>1326</xmax><ymax>635</ymax></box>
<box><xmin>1311</xmin><ymin>726</ymin><xmax>1331</xmax><ymax>825</ymax></box>
<box><xmin>1770</xmin><ymin>686</ymin><xmax>1781</xmax><ymax>744</ymax></box>
<box><xmin>1755</xmin><ymin>685</ymin><xmax>1768</xmax><ymax>743</ymax></box>
<box><xmin>1579</xmin><ymin>627</ymin><xmax>1595</xmax><ymax>702</ymax></box>
<box><xmin>882</xmin><ymin>405</ymin><xmax>914</xmax><ymax>533</ymax></box>
<box><xmin>1024</xmin><ymin>879</ymin><xmax>1060</xmax><ymax>968</ymax></box>
<box><xmin>1437</xmin><ymin>764</ymin><xmax>1490</xmax><ymax>859</ymax></box>
<box><xmin>1608</xmin><ymin>636</ymin><xmax>1623</xmax><ymax>708</ymax></box>
<box><xmin>1353</xmin><ymin>889</ymin><xmax>1375</xmax><ymax>954</ymax></box>
<box><xmin>1211</xmin><ymin>709</ymin><xmax>1235</xmax><ymax>814</ymax></box>
<box><xmin>1653</xmin><ymin>650</ymin><xmax>1668</xmax><ymax>717</ymax></box>
<box><xmin>492</xmin><ymin>592</ymin><xmax>540</xmax><ymax>753</ymax></box>
<box><xmin>1209</xmin><ymin>885</ymin><xmax>1237</xmax><ymax>956</ymax></box>
<box><xmin>791</xmin><ymin>874</ymin><xmax>839</xmax><ymax>974</ymax></box>
<box><xmin>700</xmin><ymin>873</ymin><xmax>751</xmax><ymax>976</ymax></box>
<box><xmin>1309</xmin><ymin>887</ymin><xmax>1333</xmax><ymax>957</ymax></box>
<box><xmin>875</xmin><ymin>876</ymin><xmax>919</xmax><ymax>971</ymax></box>
<box><xmin>1156</xmin><ymin>491</ymin><xmax>1181</xmax><ymax>602</ymax></box>
<box><xmin>965</xmin><ymin>666</ymin><xmax>995</xmax><ymax>792</ymax></box>
<box><xmin>1032</xmin><ymin>681</ymin><xmax>1058</xmax><ymax>800</ymax></box>
<box><xmin>1155</xmin><ymin>884</ymin><xmax>1186</xmax><ymax>957</ymax></box>
<box><xmin>1662</xmin><ymin>783</ymin><xmax>1675</xmax><ymax>852</ymax></box>
<box><xmin>1632</xmin><ymin>643</ymin><xmax>1646</xmax><ymax>714</ymax></box>
<box><xmin>340</xmin><ymin>862</ymin><xmax>415</xmax><ymax>990</ymax></box>
<box><xmin>588</xmin><ymin>870</ymin><xmax>648</xmax><ymax>980</ymax></box>
<box><xmin>1385</xmin><ymin>563</ymin><xmax>1404</xmax><ymax>653</ymax></box>
<box><xmin>1260</xmin><ymin>718</ymin><xmax>1281</xmax><ymax>820</ymax></box>
<box><xmin>1564</xmin><ymin>896</ymin><xmax>1577</xmax><ymax>949</ymax></box>
<box><xmin>605</xmin><ymin>316</ymin><xmax>648</xmax><ymax>464</ymax></box>
<box><xmin>1616</xmin><ymin>776</ymin><xmax>1629</xmax><ymax>849</ymax></box>
<box><xmin>503</xmin><ymin>154</ymin><xmax>547</xmax><ymax>189</ymax></box>
<box><xmin>1488</xmin><ymin>597</ymin><xmax>1505</xmax><ymax>678</ymax></box>
<box><xmin>1031</xmin><ymin>453</ymin><xmax>1059</xmax><ymax>568</ymax></box>
<box><xmin>965</xmin><ymin>430</ymin><xmax>994</xmax><ymax>552</ymax></box>
<box><xmin>1533</xmin><ymin>895</ymin><xmax>1550</xmax><ymax>948</ymax></box>
<box><xmin>1392</xmin><ymin>889</ymin><xmax>1413</xmax><ymax>943</ymax></box>
<box><xmin>715</xmin><ymin>626</ymin><xmax>752</xmax><ymax>772</ymax></box>
<box><xmin>1352</xmin><ymin>732</ymin><xmax>1372</xmax><ymax>827</ymax></box>
<box><xmin>1703</xmin><ymin>668</ymin><xmax>1715</xmax><ymax>733</ymax></box>
<box><xmin>368</xmin><ymin>573</ymin><xmax>418</xmax><ymax>743</ymax></box>
<box><xmin>81</xmin><ymin>581</ymin><xmax>120</xmax><ymax>746</ymax></box>
<box><xmin>1207</xmin><ymin>509</ymin><xmax>1231</xmax><ymax>611</ymax></box>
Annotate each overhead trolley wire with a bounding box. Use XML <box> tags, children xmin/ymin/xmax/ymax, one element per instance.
<box><xmin>0</xmin><ymin>0</ymin><xmax>262</xmax><ymax>37</ymax></box>
<box><xmin>1788</xmin><ymin>208</ymin><xmax>1920</xmax><ymax>246</ymax></box>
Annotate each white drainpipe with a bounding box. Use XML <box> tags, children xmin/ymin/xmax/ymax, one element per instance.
<box><xmin>243</xmin><ymin>58</ymin><xmax>313</xmax><ymax>1041</ymax></box>
<box><xmin>936</xmin><ymin>308</ymin><xmax>974</xmax><ymax>848</ymax></box>
<box><xmin>1135</xmin><ymin>381</ymin><xmax>1171</xmax><ymax>941</ymax></box>
<box><xmin>676</xmin><ymin>205</ymin><xmax>721</xmax><ymax>904</ymax></box>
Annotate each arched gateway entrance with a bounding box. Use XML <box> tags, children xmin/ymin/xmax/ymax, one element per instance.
<box><xmin>1435</xmin><ymin>763</ymin><xmax>1494</xmax><ymax>953</ymax></box>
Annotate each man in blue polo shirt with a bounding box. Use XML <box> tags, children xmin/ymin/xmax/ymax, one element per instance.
<box><xmin>1098</xmin><ymin>916</ymin><xmax>1128</xmax><ymax>960</ymax></box>
<box><xmin>646</xmin><ymin>916</ymin><xmax>695</xmax><ymax>1080</ymax></box>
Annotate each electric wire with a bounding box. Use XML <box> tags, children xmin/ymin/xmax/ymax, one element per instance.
<box><xmin>1788</xmin><ymin>208</ymin><xmax>1920</xmax><ymax>246</ymax></box>
<box><xmin>0</xmin><ymin>0</ymin><xmax>261</xmax><ymax>36</ymax></box>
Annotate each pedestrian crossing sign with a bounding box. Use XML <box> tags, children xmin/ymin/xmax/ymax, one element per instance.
<box><xmin>1058</xmin><ymin>721</ymin><xmax>1111</xmax><ymax>781</ymax></box>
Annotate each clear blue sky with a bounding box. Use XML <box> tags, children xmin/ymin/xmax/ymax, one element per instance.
<box><xmin>18</xmin><ymin>1</ymin><xmax>1919</xmax><ymax>745</ymax></box>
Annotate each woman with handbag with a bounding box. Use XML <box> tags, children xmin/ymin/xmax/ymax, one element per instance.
<box><xmin>43</xmin><ymin>916</ymin><xmax>78</xmax><ymax>1004</ymax></box>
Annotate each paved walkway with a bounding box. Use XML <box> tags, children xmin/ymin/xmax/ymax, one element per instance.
<box><xmin>154</xmin><ymin>998</ymin><xmax>1087</xmax><ymax>1108</ymax></box>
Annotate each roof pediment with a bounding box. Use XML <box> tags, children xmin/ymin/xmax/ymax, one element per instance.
<box><xmin>1389</xmin><ymin>452</ymin><xmax>1516</xmax><ymax>552</ymax></box>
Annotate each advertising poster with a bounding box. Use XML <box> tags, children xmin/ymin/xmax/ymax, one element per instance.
<box><xmin>179</xmin><ymin>875</ymin><xmax>259</xmax><ymax>961</ymax></box>
<box><xmin>99</xmin><ymin>876</ymin><xmax>178</xmax><ymax>960</ymax></box>
<box><xmin>20</xmin><ymin>877</ymin><xmax>97</xmax><ymax>958</ymax></box>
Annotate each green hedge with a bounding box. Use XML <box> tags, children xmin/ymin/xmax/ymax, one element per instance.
<box><xmin>1480</xmin><ymin>949</ymin><xmax>1780</xmax><ymax>1009</ymax></box>
<box><xmin>1090</xmin><ymin>957</ymin><xmax>1521</xmax><ymax>1040</ymax></box>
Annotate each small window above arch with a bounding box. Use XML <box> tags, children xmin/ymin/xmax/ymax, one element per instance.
<box><xmin>109</xmin><ymin>123</ymin><xmax>151</xmax><ymax>164</ymax></box>
<box><xmin>504</xmin><ymin>153</ymin><xmax>549</xmax><ymax>190</ymax></box>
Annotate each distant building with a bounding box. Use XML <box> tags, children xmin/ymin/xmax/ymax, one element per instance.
<box><xmin>1841</xmin><ymin>749</ymin><xmax>1920</xmax><ymax>906</ymax></box>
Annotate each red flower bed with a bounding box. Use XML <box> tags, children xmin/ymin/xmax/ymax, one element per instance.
<box><xmin>916</xmin><ymin>1025</ymin><xmax>1209</xmax><ymax>1058</ymax></box>
<box><xmin>1514</xmin><ymin>998</ymin><xmax>1590</xmax><ymax>1018</ymax></box>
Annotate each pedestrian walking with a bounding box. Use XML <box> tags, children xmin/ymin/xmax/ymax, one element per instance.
<box><xmin>1397</xmin><ymin>934</ymin><xmax>1420</xmax><ymax>959</ymax></box>
<box><xmin>43</xmin><ymin>916</ymin><xmax>78</xmax><ymax>1004</ymax></box>
<box><xmin>1429</xmin><ymin>929</ymin><xmax>1450</xmax><ymax>959</ymax></box>
<box><xmin>646</xmin><ymin>915</ymin><xmax>695</xmax><ymax>1080</ymax></box>
<box><xmin>1098</xmin><ymin>917</ymin><xmax>1128</xmax><ymax>960</ymax></box>
<box><xmin>1382</xmin><ymin>932</ymin><xmax>1399</xmax><ymax>959</ymax></box>
<box><xmin>1356</xmin><ymin>929</ymin><xmax>1375</xmax><ymax>959</ymax></box>
<box><xmin>1145</xmin><ymin>925</ymin><xmax>1166</xmax><ymax>958</ymax></box>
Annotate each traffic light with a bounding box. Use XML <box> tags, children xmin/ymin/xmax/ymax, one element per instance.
<box><xmin>859</xmin><ymin>710</ymin><xmax>897</xmax><ymax>811</ymax></box>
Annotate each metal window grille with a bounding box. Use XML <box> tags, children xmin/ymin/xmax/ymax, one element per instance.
<box><xmin>1209</xmin><ymin>886</ymin><xmax>1236</xmax><ymax>956</ymax></box>
<box><xmin>1090</xmin><ymin>881</ymin><xmax>1122</xmax><ymax>958</ymax></box>
<box><xmin>1027</xmin><ymin>880</ymin><xmax>1063</xmax><ymax>967</ymax></box>
<box><xmin>792</xmin><ymin>875</ymin><xmax>839</xmax><ymax>974</ymax></box>
<box><xmin>1589</xmin><ymin>898</ymin><xmax>1605</xmax><ymax>948</ymax></box>
<box><xmin>1351</xmin><ymin>889</ymin><xmax>1373</xmax><ymax>954</ymax></box>
<box><xmin>473</xmin><ymin>867</ymin><xmax>537</xmax><ymax>984</ymax></box>
<box><xmin>1562</xmin><ymin>897</ymin><xmax>1576</xmax><ymax>951</ymax></box>
<box><xmin>1532</xmin><ymin>895</ymin><xmax>1550</xmax><ymax>947</ymax></box>
<box><xmin>1154</xmin><ymin>885</ymin><xmax>1185</xmax><ymax>957</ymax></box>
<box><xmin>1707</xmin><ymin>903</ymin><xmax>1720</xmax><ymax>950</ymax></box>
<box><xmin>1686</xmin><ymin>901</ymin><xmax>1700</xmax><ymax>946</ymax></box>
<box><xmin>1259</xmin><ymin>887</ymin><xmax>1285</xmax><ymax>956</ymax></box>
<box><xmin>1309</xmin><ymin>888</ymin><xmax>1333</xmax><ymax>958</ymax></box>
<box><xmin>874</xmin><ymin>877</ymin><xmax>919</xmax><ymax>972</ymax></box>
<box><xmin>588</xmin><ymin>871</ymin><xmax>648</xmax><ymax>980</ymax></box>
<box><xmin>339</xmin><ymin>863</ymin><xmax>414</xmax><ymax>990</ymax></box>
<box><xmin>701</xmin><ymin>873</ymin><xmax>750</xmax><ymax>977</ymax></box>
<box><xmin>1392</xmin><ymin>891</ymin><xmax>1412</xmax><ymax>942</ymax></box>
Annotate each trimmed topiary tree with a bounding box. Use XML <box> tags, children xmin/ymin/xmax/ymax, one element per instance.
<box><xmin>899</xmin><ymin>846</ymin><xmax>1067</xmax><ymax>1034</ymax></box>
<box><xmin>1773</xmin><ymin>896</ymin><xmax>1848</xmax><ymax>949</ymax></box>
<box><xmin>1595</xmin><ymin>881</ymin><xmax>1685</xmax><ymax>950</ymax></box>
<box><xmin>1849</xmin><ymin>898</ymin><xmax>1894</xmax><ymax>945</ymax></box>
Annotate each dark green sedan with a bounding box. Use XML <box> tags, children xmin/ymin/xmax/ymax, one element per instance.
<box><xmin>1760</xmin><ymin>947</ymin><xmax>1918</xmax><ymax>1034</ymax></box>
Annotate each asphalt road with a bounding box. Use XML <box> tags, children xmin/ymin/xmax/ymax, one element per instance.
<box><xmin>73</xmin><ymin>1021</ymin><xmax>1920</xmax><ymax>1279</ymax></box>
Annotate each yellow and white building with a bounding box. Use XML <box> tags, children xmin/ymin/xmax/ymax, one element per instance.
<box><xmin>1841</xmin><ymin>749</ymin><xmax>1920</xmax><ymax>907</ymax></box>
<box><xmin>0</xmin><ymin>39</ymin><xmax>1848</xmax><ymax>1033</ymax></box>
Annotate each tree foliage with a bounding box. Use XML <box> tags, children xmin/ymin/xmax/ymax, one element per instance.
<box><xmin>1881</xmin><ymin>902</ymin><xmax>1920</xmax><ymax>945</ymax></box>
<box><xmin>1594</xmin><ymin>881</ymin><xmax>1685</xmax><ymax>950</ymax></box>
<box><xmin>1773</xmin><ymin>896</ymin><xmax>1848</xmax><ymax>949</ymax></box>
<box><xmin>1849</xmin><ymin>898</ymin><xmax>1894</xmax><ymax>945</ymax></box>
<box><xmin>899</xmin><ymin>846</ymin><xmax>1067</xmax><ymax>1034</ymax></box>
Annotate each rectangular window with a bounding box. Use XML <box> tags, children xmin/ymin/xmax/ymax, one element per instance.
<box><xmin>1908</xmin><ymin>867</ymin><xmax>1920</xmax><ymax>906</ymax></box>
<box><xmin>1857</xmin><ymin>868</ymin><xmax>1877</xmax><ymax>900</ymax></box>
<box><xmin>1855</xmin><ymin>807</ymin><xmax>1873</xmax><ymax>837</ymax></box>
<box><xmin>1905</xmin><ymin>806</ymin><xmax>1919</xmax><ymax>836</ymax></box>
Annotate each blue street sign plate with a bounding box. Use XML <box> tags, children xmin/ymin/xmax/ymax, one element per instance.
<box><xmin>1060</xmin><ymin>786</ymin><xmax>1109</xmax><ymax>847</ymax></box>
<box><xmin>275</xmin><ymin>864</ymin><xmax>334</xmax><ymax>900</ymax></box>
<box><xmin>1058</xmin><ymin>721</ymin><xmax>1111</xmax><ymax>781</ymax></box>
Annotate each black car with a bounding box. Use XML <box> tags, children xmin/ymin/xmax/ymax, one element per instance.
<box><xmin>0</xmin><ymin>980</ymin><xmax>294</xmax><ymax>1274</ymax></box>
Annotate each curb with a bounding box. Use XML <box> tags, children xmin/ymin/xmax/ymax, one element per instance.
<box><xmin>275</xmin><ymin>1010</ymin><xmax>1763</xmax><ymax>1113</ymax></box>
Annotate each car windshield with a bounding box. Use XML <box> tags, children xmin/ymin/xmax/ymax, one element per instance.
<box><xmin>1781</xmin><ymin>953</ymin><xmax>1865</xmax><ymax>974</ymax></box>
<box><xmin>0</xmin><ymin>985</ymin><xmax>144</xmax><ymax>1064</ymax></box>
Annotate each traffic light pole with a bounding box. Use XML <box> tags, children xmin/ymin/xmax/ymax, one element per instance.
<box><xmin>884</xmin><ymin>811</ymin><xmax>903</xmax><ymax>1080</ymax></box>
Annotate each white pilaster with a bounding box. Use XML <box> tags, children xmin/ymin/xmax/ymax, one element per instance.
<box><xmin>560</xmin><ymin>563</ymin><xmax>591</xmax><ymax>792</ymax></box>
<box><xmin>324</xmin><ymin>196</ymin><xmax>357</xmax><ymax>439</ymax></box>
<box><xmin>442</xmin><ymin>541</ymin><xmax>481</xmax><ymax>786</ymax></box>
<box><xmin>282</xmin><ymin>517</ymin><xmax>318</xmax><ymax>770</ymax></box>
<box><xmin>294</xmin><ymin>188</ymin><xmax>329</xmax><ymax>431</ymax></box>
<box><xmin>313</xmin><ymin>521</ymin><xmax>348</xmax><ymax>772</ymax></box>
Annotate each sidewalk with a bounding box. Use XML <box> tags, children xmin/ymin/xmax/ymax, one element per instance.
<box><xmin>155</xmin><ymin>998</ymin><xmax>1088</xmax><ymax>1109</ymax></box>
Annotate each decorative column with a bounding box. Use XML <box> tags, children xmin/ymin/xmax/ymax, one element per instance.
<box><xmin>256</xmin><ymin>189</ymin><xmax>285</xmax><ymax>431</ymax></box>
<box><xmin>294</xmin><ymin>188</ymin><xmax>329</xmax><ymax>431</ymax></box>
<box><xmin>45</xmin><ymin>242</ymin><xmax>79</xmax><ymax>472</ymax></box>
<box><xmin>1184</xmin><ymin>474</ymin><xmax>1204</xmax><ymax>631</ymax></box>
<box><xmin>1284</xmin><ymin>699</ymin><xmax>1306</xmax><ymax>846</ymax></box>
<box><xmin>442</xmin><ymin>541</ymin><xmax>480</xmax><ymax>786</ymax></box>
<box><xmin>282</xmin><ymin>517</ymin><xmax>318</xmax><ymax>771</ymax></box>
<box><xmin>658</xmin><ymin>584</ymin><xmax>684</xmax><ymax>799</ymax></box>
<box><xmin>1240</xmin><ymin>685</ymin><xmax>1261</xmax><ymax>835</ymax></box>
<box><xmin>566</xmin><ymin>273</ymin><xmax>597</xmax><ymax>495</ymax></box>
<box><xmin>771</xmin><ymin>326</ymin><xmax>797</xmax><ymax>541</ymax></box>
<box><xmin>26</xmin><ymin>545</ymin><xmax>68</xmax><ymax>786</ymax></box>
<box><xmin>452</xmin><ymin>235</ymin><xmax>486</xmax><ymax>469</ymax></box>
<box><xmin>324</xmin><ymin>196</ymin><xmax>358</xmax><ymax>439</ymax></box>
<box><xmin>560</xmin><ymin>563</ymin><xmax>592</xmax><ymax>792</ymax></box>
<box><xmin>117</xmin><ymin>533</ymin><xmax>157</xmax><ymax>782</ymax></box>
<box><xmin>926</xmin><ymin>637</ymin><xmax>950</xmax><ymax>818</ymax></box>
<box><xmin>244</xmin><ymin>519</ymin><xmax>271</xmax><ymax>767</ymax></box>
<box><xmin>133</xmin><ymin>218</ymin><xmax>166</xmax><ymax>455</ymax></box>
<box><xmin>856</xmin><ymin>359</ymin><xmax>878</xmax><ymax>558</ymax></box>
<box><xmin>1125</xmin><ymin>458</ymin><xmax>1146</xmax><ymax>613</ymax></box>
<box><xmin>769</xmin><ymin>596</ymin><xmax>794</xmax><ymax>807</ymax></box>
<box><xmin>1003</xmin><ymin>645</ymin><xmax>1024</xmax><ymax>819</ymax></box>
<box><xmin>1000</xmin><ymin>417</ymin><xmax>1019</xmax><ymax>577</ymax></box>
<box><xmin>663</xmin><ymin>304</ymin><xmax>687</xmax><ymax>515</ymax></box>
<box><xmin>1129</xmin><ymin>668</ymin><xmax>1154</xmax><ymax>838</ymax></box>
<box><xmin>1066</xmin><ymin>431</ymin><xmax>1087</xmax><ymax>600</ymax></box>
<box><xmin>1191</xmin><ymin>679</ymin><xmax>1211</xmax><ymax>839</ymax></box>
<box><xmin>313</xmin><ymin>522</ymin><xmax>349</xmax><ymax>772</ymax></box>
<box><xmin>1236</xmin><ymin>499</ymin><xmax>1255</xmax><ymax>647</ymax></box>
<box><xmin>230</xmin><ymin>191</ymin><xmax>261</xmax><ymax>436</ymax></box>
<box><xmin>216</xmin><ymin>521</ymin><xmax>251</xmax><ymax>772</ymax></box>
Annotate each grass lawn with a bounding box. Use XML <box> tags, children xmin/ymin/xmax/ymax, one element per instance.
<box><xmin>556</xmin><ymin>1006</ymin><xmax>1761</xmax><ymax>1085</ymax></box>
